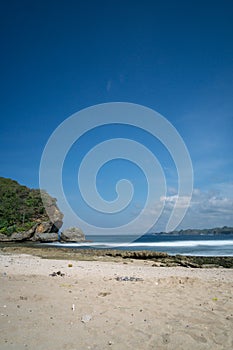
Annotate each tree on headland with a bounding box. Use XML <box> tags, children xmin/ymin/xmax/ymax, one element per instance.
<box><xmin>0</xmin><ymin>177</ymin><xmax>55</xmax><ymax>235</ymax></box>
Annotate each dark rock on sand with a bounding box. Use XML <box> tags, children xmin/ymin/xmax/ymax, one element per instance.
<box><xmin>0</xmin><ymin>225</ymin><xmax>59</xmax><ymax>243</ymax></box>
<box><xmin>116</xmin><ymin>276</ymin><xmax>143</xmax><ymax>282</ymax></box>
<box><xmin>0</xmin><ymin>226</ymin><xmax>36</xmax><ymax>242</ymax></box>
<box><xmin>32</xmin><ymin>232</ymin><xmax>58</xmax><ymax>242</ymax></box>
<box><xmin>105</xmin><ymin>250</ymin><xmax>168</xmax><ymax>259</ymax></box>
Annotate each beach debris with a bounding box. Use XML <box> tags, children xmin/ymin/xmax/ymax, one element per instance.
<box><xmin>98</xmin><ymin>292</ymin><xmax>111</xmax><ymax>297</ymax></box>
<box><xmin>49</xmin><ymin>271</ymin><xmax>65</xmax><ymax>277</ymax></box>
<box><xmin>108</xmin><ymin>340</ymin><xmax>113</xmax><ymax>345</ymax></box>
<box><xmin>20</xmin><ymin>296</ymin><xmax>28</xmax><ymax>300</ymax></box>
<box><xmin>81</xmin><ymin>314</ymin><xmax>92</xmax><ymax>323</ymax></box>
<box><xmin>115</xmin><ymin>276</ymin><xmax>143</xmax><ymax>282</ymax></box>
<box><xmin>60</xmin><ymin>283</ymin><xmax>72</xmax><ymax>288</ymax></box>
<box><xmin>68</xmin><ymin>263</ymin><xmax>73</xmax><ymax>268</ymax></box>
<box><xmin>71</xmin><ymin>304</ymin><xmax>75</xmax><ymax>311</ymax></box>
<box><xmin>226</xmin><ymin>315</ymin><xmax>233</xmax><ymax>320</ymax></box>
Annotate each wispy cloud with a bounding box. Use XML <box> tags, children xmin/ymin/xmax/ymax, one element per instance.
<box><xmin>106</xmin><ymin>79</ymin><xmax>112</xmax><ymax>92</ymax></box>
<box><xmin>106</xmin><ymin>73</ymin><xmax>125</xmax><ymax>93</ymax></box>
<box><xmin>134</xmin><ymin>184</ymin><xmax>233</xmax><ymax>232</ymax></box>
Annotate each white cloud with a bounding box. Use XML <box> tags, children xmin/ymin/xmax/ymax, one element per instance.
<box><xmin>138</xmin><ymin>185</ymin><xmax>233</xmax><ymax>232</ymax></box>
<box><xmin>160</xmin><ymin>195</ymin><xmax>191</xmax><ymax>209</ymax></box>
<box><xmin>176</xmin><ymin>187</ymin><xmax>233</xmax><ymax>230</ymax></box>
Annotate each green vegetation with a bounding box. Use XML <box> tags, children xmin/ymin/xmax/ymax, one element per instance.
<box><xmin>156</xmin><ymin>226</ymin><xmax>233</xmax><ymax>235</ymax></box>
<box><xmin>0</xmin><ymin>177</ymin><xmax>50</xmax><ymax>235</ymax></box>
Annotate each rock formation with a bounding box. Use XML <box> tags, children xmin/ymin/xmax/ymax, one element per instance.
<box><xmin>60</xmin><ymin>227</ymin><xmax>86</xmax><ymax>242</ymax></box>
<box><xmin>0</xmin><ymin>177</ymin><xmax>63</xmax><ymax>242</ymax></box>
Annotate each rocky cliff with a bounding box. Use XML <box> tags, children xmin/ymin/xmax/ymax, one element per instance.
<box><xmin>0</xmin><ymin>177</ymin><xmax>63</xmax><ymax>242</ymax></box>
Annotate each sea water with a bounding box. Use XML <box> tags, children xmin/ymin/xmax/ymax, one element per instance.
<box><xmin>47</xmin><ymin>233</ymin><xmax>233</xmax><ymax>256</ymax></box>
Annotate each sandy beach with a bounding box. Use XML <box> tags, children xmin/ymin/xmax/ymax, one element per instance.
<box><xmin>0</xmin><ymin>252</ymin><xmax>233</xmax><ymax>350</ymax></box>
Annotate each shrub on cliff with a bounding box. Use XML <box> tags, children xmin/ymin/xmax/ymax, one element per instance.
<box><xmin>0</xmin><ymin>177</ymin><xmax>57</xmax><ymax>235</ymax></box>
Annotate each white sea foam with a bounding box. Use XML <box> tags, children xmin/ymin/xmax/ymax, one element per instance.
<box><xmin>131</xmin><ymin>240</ymin><xmax>233</xmax><ymax>247</ymax></box>
<box><xmin>42</xmin><ymin>233</ymin><xmax>233</xmax><ymax>257</ymax></box>
<box><xmin>46</xmin><ymin>239</ymin><xmax>233</xmax><ymax>248</ymax></box>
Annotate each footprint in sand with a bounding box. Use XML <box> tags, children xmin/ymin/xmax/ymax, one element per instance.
<box><xmin>162</xmin><ymin>333</ymin><xmax>170</xmax><ymax>344</ymax></box>
<box><xmin>185</xmin><ymin>331</ymin><xmax>207</xmax><ymax>344</ymax></box>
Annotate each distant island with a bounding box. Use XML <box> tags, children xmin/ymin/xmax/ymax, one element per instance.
<box><xmin>152</xmin><ymin>226</ymin><xmax>233</xmax><ymax>235</ymax></box>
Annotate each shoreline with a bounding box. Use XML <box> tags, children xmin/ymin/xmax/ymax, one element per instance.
<box><xmin>1</xmin><ymin>244</ymin><xmax>233</xmax><ymax>268</ymax></box>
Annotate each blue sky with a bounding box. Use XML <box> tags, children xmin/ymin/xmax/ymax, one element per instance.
<box><xmin>0</xmin><ymin>1</ymin><xmax>232</xmax><ymax>232</ymax></box>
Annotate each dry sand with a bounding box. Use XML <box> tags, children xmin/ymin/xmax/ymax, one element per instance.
<box><xmin>0</xmin><ymin>252</ymin><xmax>233</xmax><ymax>350</ymax></box>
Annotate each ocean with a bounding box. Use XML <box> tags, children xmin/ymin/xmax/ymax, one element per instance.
<box><xmin>47</xmin><ymin>233</ymin><xmax>233</xmax><ymax>257</ymax></box>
